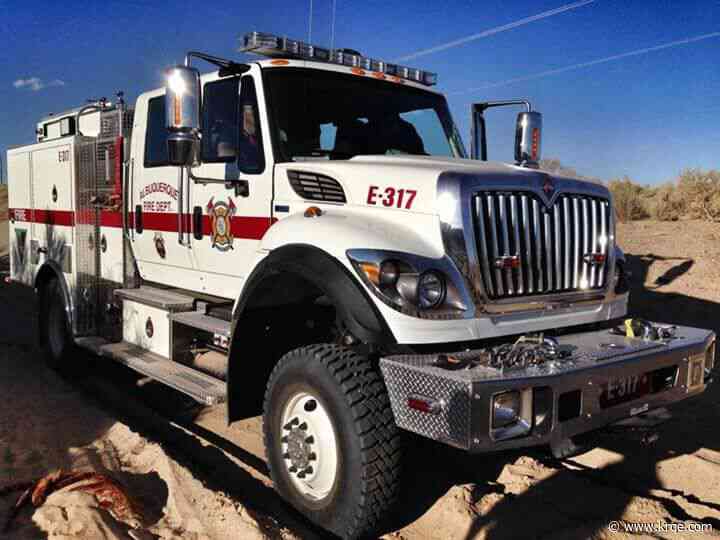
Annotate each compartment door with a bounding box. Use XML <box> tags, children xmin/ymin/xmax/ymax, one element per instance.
<box><xmin>7</xmin><ymin>151</ymin><xmax>33</xmax><ymax>284</ymax></box>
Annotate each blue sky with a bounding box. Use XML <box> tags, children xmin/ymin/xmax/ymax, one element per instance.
<box><xmin>1</xmin><ymin>0</ymin><xmax>718</xmax><ymax>184</ymax></box>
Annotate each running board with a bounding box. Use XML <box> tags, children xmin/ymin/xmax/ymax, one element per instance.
<box><xmin>76</xmin><ymin>337</ymin><xmax>227</xmax><ymax>405</ymax></box>
<box><xmin>171</xmin><ymin>311</ymin><xmax>231</xmax><ymax>338</ymax></box>
<box><xmin>115</xmin><ymin>286</ymin><xmax>194</xmax><ymax>312</ymax></box>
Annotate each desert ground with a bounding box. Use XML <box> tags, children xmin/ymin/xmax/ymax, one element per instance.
<box><xmin>1</xmin><ymin>195</ymin><xmax>720</xmax><ymax>539</ymax></box>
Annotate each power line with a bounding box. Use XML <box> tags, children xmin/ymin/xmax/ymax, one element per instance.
<box><xmin>394</xmin><ymin>0</ymin><xmax>596</xmax><ymax>62</ymax></box>
<box><xmin>451</xmin><ymin>31</ymin><xmax>720</xmax><ymax>95</ymax></box>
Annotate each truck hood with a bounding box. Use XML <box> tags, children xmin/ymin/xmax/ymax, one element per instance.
<box><xmin>273</xmin><ymin>155</ymin><xmax>609</xmax><ymax>216</ymax></box>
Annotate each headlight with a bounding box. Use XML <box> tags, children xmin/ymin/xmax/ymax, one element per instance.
<box><xmin>492</xmin><ymin>391</ymin><xmax>520</xmax><ymax>429</ymax></box>
<box><xmin>346</xmin><ymin>249</ymin><xmax>468</xmax><ymax>317</ymax></box>
<box><xmin>379</xmin><ymin>260</ymin><xmax>399</xmax><ymax>287</ymax></box>
<box><xmin>417</xmin><ymin>271</ymin><xmax>446</xmax><ymax>309</ymax></box>
<box><xmin>491</xmin><ymin>388</ymin><xmax>532</xmax><ymax>440</ymax></box>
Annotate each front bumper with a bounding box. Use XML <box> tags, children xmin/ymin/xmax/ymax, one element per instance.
<box><xmin>379</xmin><ymin>324</ymin><xmax>715</xmax><ymax>452</ymax></box>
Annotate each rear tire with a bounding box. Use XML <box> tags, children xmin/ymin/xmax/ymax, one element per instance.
<box><xmin>263</xmin><ymin>344</ymin><xmax>402</xmax><ymax>539</ymax></box>
<box><xmin>40</xmin><ymin>277</ymin><xmax>75</xmax><ymax>371</ymax></box>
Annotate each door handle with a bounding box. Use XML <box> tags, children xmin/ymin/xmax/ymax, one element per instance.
<box><xmin>135</xmin><ymin>205</ymin><xmax>143</xmax><ymax>234</ymax></box>
<box><xmin>235</xmin><ymin>180</ymin><xmax>249</xmax><ymax>198</ymax></box>
<box><xmin>193</xmin><ymin>206</ymin><xmax>203</xmax><ymax>240</ymax></box>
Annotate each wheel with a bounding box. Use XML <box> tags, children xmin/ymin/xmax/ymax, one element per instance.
<box><xmin>263</xmin><ymin>345</ymin><xmax>402</xmax><ymax>539</ymax></box>
<box><xmin>40</xmin><ymin>277</ymin><xmax>75</xmax><ymax>370</ymax></box>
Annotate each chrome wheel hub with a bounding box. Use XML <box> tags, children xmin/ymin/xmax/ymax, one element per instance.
<box><xmin>280</xmin><ymin>392</ymin><xmax>338</xmax><ymax>500</ymax></box>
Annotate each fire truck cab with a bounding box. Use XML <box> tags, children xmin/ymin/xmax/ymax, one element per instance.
<box><xmin>7</xmin><ymin>31</ymin><xmax>716</xmax><ymax>540</ymax></box>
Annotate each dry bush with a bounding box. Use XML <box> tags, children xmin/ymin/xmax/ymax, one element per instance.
<box><xmin>647</xmin><ymin>183</ymin><xmax>684</xmax><ymax>221</ymax></box>
<box><xmin>678</xmin><ymin>168</ymin><xmax>720</xmax><ymax>222</ymax></box>
<box><xmin>608</xmin><ymin>177</ymin><xmax>649</xmax><ymax>222</ymax></box>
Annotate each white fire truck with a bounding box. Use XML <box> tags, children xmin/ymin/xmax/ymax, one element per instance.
<box><xmin>7</xmin><ymin>31</ymin><xmax>716</xmax><ymax>539</ymax></box>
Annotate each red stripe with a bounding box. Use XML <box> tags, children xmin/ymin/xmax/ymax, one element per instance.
<box><xmin>141</xmin><ymin>212</ymin><xmax>275</xmax><ymax>240</ymax></box>
<box><xmin>9</xmin><ymin>208</ymin><xmax>276</xmax><ymax>240</ymax></box>
<box><xmin>100</xmin><ymin>209</ymin><xmax>124</xmax><ymax>228</ymax></box>
<box><xmin>216</xmin><ymin>216</ymin><xmax>276</xmax><ymax>240</ymax></box>
<box><xmin>10</xmin><ymin>208</ymin><xmax>75</xmax><ymax>226</ymax></box>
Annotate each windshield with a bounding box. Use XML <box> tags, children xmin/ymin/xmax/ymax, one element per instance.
<box><xmin>263</xmin><ymin>68</ymin><xmax>466</xmax><ymax>162</ymax></box>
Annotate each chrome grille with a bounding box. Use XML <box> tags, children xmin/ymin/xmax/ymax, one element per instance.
<box><xmin>473</xmin><ymin>192</ymin><xmax>611</xmax><ymax>299</ymax></box>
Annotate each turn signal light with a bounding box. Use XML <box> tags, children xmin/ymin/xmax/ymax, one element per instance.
<box><xmin>359</xmin><ymin>262</ymin><xmax>380</xmax><ymax>285</ymax></box>
<box><xmin>304</xmin><ymin>206</ymin><xmax>323</xmax><ymax>218</ymax></box>
<box><xmin>407</xmin><ymin>395</ymin><xmax>441</xmax><ymax>415</ymax></box>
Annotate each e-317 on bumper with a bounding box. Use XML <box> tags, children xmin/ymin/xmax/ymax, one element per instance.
<box><xmin>380</xmin><ymin>324</ymin><xmax>715</xmax><ymax>453</ymax></box>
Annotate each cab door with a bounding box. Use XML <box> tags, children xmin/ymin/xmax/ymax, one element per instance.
<box><xmin>129</xmin><ymin>91</ymin><xmax>195</xmax><ymax>285</ymax></box>
<box><xmin>187</xmin><ymin>66</ymin><xmax>274</xmax><ymax>297</ymax></box>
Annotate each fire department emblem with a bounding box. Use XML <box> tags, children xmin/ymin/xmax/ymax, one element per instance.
<box><xmin>207</xmin><ymin>197</ymin><xmax>236</xmax><ymax>251</ymax></box>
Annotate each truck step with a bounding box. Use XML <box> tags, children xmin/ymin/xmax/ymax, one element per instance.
<box><xmin>76</xmin><ymin>337</ymin><xmax>227</xmax><ymax>405</ymax></box>
<box><xmin>115</xmin><ymin>286</ymin><xmax>194</xmax><ymax>312</ymax></box>
<box><xmin>171</xmin><ymin>311</ymin><xmax>232</xmax><ymax>338</ymax></box>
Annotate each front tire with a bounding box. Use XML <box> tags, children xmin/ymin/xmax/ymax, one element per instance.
<box><xmin>263</xmin><ymin>345</ymin><xmax>402</xmax><ymax>539</ymax></box>
<box><xmin>40</xmin><ymin>277</ymin><xmax>75</xmax><ymax>371</ymax></box>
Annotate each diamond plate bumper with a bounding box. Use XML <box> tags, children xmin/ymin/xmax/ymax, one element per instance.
<box><xmin>379</xmin><ymin>324</ymin><xmax>715</xmax><ymax>452</ymax></box>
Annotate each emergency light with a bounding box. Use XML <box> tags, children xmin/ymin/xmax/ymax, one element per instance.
<box><xmin>241</xmin><ymin>31</ymin><xmax>438</xmax><ymax>86</ymax></box>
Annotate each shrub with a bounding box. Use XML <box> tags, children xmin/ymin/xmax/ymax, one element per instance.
<box><xmin>678</xmin><ymin>168</ymin><xmax>720</xmax><ymax>222</ymax></box>
<box><xmin>648</xmin><ymin>183</ymin><xmax>683</xmax><ymax>221</ymax></box>
<box><xmin>608</xmin><ymin>177</ymin><xmax>649</xmax><ymax>222</ymax></box>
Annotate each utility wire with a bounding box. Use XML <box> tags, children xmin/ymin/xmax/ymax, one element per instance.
<box><xmin>451</xmin><ymin>31</ymin><xmax>720</xmax><ymax>95</ymax></box>
<box><xmin>394</xmin><ymin>0</ymin><xmax>596</xmax><ymax>62</ymax></box>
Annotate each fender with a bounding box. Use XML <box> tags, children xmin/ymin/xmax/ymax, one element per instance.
<box><xmin>227</xmin><ymin>244</ymin><xmax>396</xmax><ymax>420</ymax></box>
<box><xmin>34</xmin><ymin>261</ymin><xmax>74</xmax><ymax>337</ymax></box>
<box><xmin>260</xmin><ymin>209</ymin><xmax>444</xmax><ymax>262</ymax></box>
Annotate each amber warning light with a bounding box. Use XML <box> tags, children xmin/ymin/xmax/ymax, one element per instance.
<box><xmin>241</xmin><ymin>31</ymin><xmax>438</xmax><ymax>86</ymax></box>
<box><xmin>531</xmin><ymin>128</ymin><xmax>540</xmax><ymax>161</ymax></box>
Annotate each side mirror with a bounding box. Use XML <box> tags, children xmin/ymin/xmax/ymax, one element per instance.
<box><xmin>164</xmin><ymin>65</ymin><xmax>201</xmax><ymax>166</ymax></box>
<box><xmin>514</xmin><ymin>111</ymin><xmax>542</xmax><ymax>167</ymax></box>
<box><xmin>471</xmin><ymin>100</ymin><xmax>541</xmax><ymax>168</ymax></box>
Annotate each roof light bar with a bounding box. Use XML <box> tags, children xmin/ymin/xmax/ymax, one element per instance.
<box><xmin>241</xmin><ymin>31</ymin><xmax>437</xmax><ymax>86</ymax></box>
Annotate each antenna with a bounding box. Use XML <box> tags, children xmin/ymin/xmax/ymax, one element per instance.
<box><xmin>308</xmin><ymin>0</ymin><xmax>313</xmax><ymax>43</ymax></box>
<box><xmin>330</xmin><ymin>0</ymin><xmax>337</xmax><ymax>51</ymax></box>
